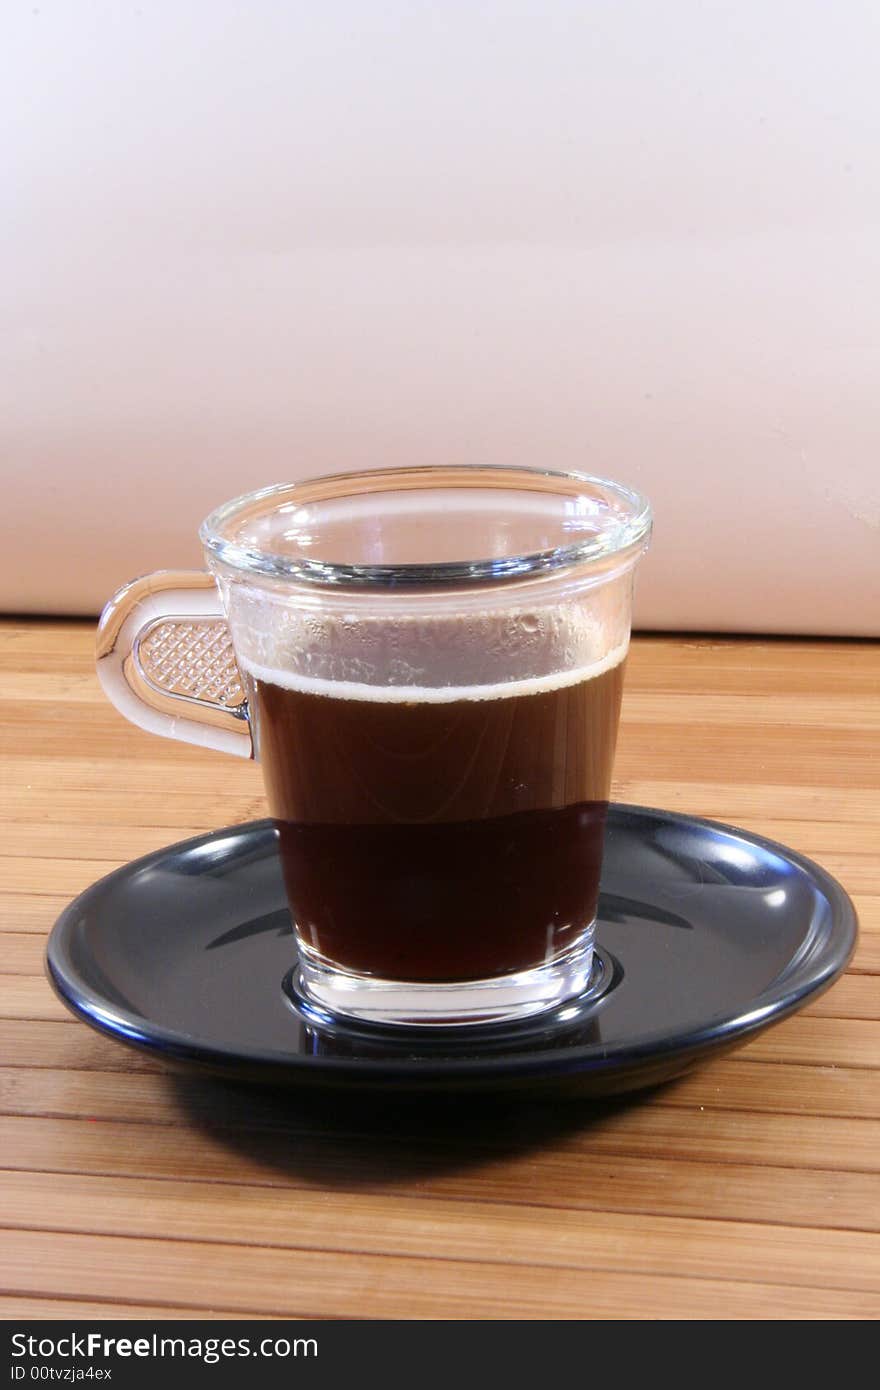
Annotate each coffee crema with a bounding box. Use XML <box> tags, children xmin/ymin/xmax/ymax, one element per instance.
<box><xmin>247</xmin><ymin>647</ymin><xmax>625</xmax><ymax>983</ymax></box>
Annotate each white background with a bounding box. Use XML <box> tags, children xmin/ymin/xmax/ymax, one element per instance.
<box><xmin>2</xmin><ymin>2</ymin><xmax>878</xmax><ymax>630</ymax></box>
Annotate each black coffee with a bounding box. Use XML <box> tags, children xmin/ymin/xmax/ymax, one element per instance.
<box><xmin>250</xmin><ymin>658</ymin><xmax>625</xmax><ymax>982</ymax></box>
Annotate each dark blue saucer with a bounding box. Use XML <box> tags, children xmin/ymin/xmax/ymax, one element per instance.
<box><xmin>45</xmin><ymin>806</ymin><xmax>857</xmax><ymax>1095</ymax></box>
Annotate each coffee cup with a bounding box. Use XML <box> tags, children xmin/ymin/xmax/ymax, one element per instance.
<box><xmin>97</xmin><ymin>466</ymin><xmax>651</xmax><ymax>1026</ymax></box>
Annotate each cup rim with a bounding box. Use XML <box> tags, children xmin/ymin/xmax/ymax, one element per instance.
<box><xmin>199</xmin><ymin>464</ymin><xmax>652</xmax><ymax>590</ymax></box>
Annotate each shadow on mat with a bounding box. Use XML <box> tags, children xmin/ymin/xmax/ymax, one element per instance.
<box><xmin>165</xmin><ymin>1069</ymin><xmax>661</xmax><ymax>1188</ymax></box>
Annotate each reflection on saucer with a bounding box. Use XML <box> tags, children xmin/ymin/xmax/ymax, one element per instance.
<box><xmin>282</xmin><ymin>951</ymin><xmax>620</xmax><ymax>1060</ymax></box>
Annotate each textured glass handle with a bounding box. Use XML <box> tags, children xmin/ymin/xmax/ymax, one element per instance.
<box><xmin>96</xmin><ymin>571</ymin><xmax>253</xmax><ymax>759</ymax></box>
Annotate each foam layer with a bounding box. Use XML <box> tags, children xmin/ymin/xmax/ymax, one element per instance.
<box><xmin>240</xmin><ymin>637</ymin><xmax>629</xmax><ymax>704</ymax></box>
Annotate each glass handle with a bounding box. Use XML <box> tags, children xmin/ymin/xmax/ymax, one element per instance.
<box><xmin>96</xmin><ymin>570</ymin><xmax>254</xmax><ymax>759</ymax></box>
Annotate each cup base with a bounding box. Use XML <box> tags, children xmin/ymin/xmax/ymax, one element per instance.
<box><xmin>291</xmin><ymin>928</ymin><xmax>596</xmax><ymax>1028</ymax></box>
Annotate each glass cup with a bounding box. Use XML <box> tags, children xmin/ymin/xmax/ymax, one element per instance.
<box><xmin>97</xmin><ymin>466</ymin><xmax>651</xmax><ymax>1026</ymax></box>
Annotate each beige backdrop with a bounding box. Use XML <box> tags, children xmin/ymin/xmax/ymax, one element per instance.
<box><xmin>3</xmin><ymin>3</ymin><xmax>879</xmax><ymax>631</ymax></box>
